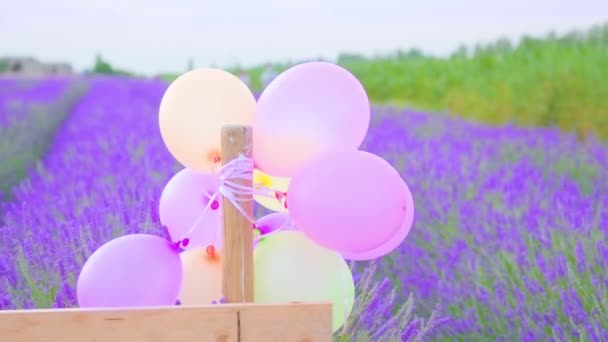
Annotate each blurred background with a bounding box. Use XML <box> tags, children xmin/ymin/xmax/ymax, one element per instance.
<box><xmin>2</xmin><ymin>0</ymin><xmax>607</xmax><ymax>137</ymax></box>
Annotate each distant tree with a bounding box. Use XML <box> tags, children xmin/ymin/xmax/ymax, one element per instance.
<box><xmin>89</xmin><ymin>54</ymin><xmax>135</xmax><ymax>76</ymax></box>
<box><xmin>587</xmin><ymin>23</ymin><xmax>608</xmax><ymax>45</ymax></box>
<box><xmin>93</xmin><ymin>54</ymin><xmax>113</xmax><ymax>74</ymax></box>
<box><xmin>337</xmin><ymin>53</ymin><xmax>366</xmax><ymax>64</ymax></box>
<box><xmin>0</xmin><ymin>60</ymin><xmax>7</xmax><ymax>73</ymax></box>
<box><xmin>494</xmin><ymin>38</ymin><xmax>513</xmax><ymax>53</ymax></box>
<box><xmin>450</xmin><ymin>44</ymin><xmax>468</xmax><ymax>59</ymax></box>
<box><xmin>397</xmin><ymin>48</ymin><xmax>424</xmax><ymax>59</ymax></box>
<box><xmin>473</xmin><ymin>43</ymin><xmax>489</xmax><ymax>56</ymax></box>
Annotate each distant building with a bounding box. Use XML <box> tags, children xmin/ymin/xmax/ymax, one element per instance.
<box><xmin>0</xmin><ymin>57</ymin><xmax>74</xmax><ymax>76</ymax></box>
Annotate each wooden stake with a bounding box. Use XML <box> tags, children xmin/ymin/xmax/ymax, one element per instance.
<box><xmin>220</xmin><ymin>125</ymin><xmax>254</xmax><ymax>303</ymax></box>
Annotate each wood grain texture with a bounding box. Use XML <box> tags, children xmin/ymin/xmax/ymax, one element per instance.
<box><xmin>0</xmin><ymin>303</ymin><xmax>333</xmax><ymax>342</ymax></box>
<box><xmin>239</xmin><ymin>302</ymin><xmax>333</xmax><ymax>342</ymax></box>
<box><xmin>0</xmin><ymin>305</ymin><xmax>238</xmax><ymax>342</ymax></box>
<box><xmin>220</xmin><ymin>125</ymin><xmax>254</xmax><ymax>303</ymax></box>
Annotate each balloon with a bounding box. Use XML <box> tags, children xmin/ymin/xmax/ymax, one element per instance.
<box><xmin>254</xmin><ymin>231</ymin><xmax>354</xmax><ymax>332</ymax></box>
<box><xmin>77</xmin><ymin>234</ymin><xmax>182</xmax><ymax>308</ymax></box>
<box><xmin>255</xmin><ymin>212</ymin><xmax>294</xmax><ymax>235</ymax></box>
<box><xmin>178</xmin><ymin>247</ymin><xmax>223</xmax><ymax>305</ymax></box>
<box><xmin>253</xmin><ymin>213</ymin><xmax>296</xmax><ymax>249</ymax></box>
<box><xmin>288</xmin><ymin>150</ymin><xmax>413</xmax><ymax>260</ymax></box>
<box><xmin>341</xmin><ymin>188</ymin><xmax>414</xmax><ymax>260</ymax></box>
<box><xmin>159</xmin><ymin>168</ymin><xmax>222</xmax><ymax>250</ymax></box>
<box><xmin>159</xmin><ymin>68</ymin><xmax>256</xmax><ymax>173</ymax></box>
<box><xmin>253</xmin><ymin>169</ymin><xmax>290</xmax><ymax>212</ymax></box>
<box><xmin>253</xmin><ymin>62</ymin><xmax>370</xmax><ymax>177</ymax></box>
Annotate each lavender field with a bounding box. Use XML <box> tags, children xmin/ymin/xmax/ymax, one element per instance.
<box><xmin>0</xmin><ymin>77</ymin><xmax>86</xmax><ymax>200</ymax></box>
<box><xmin>1</xmin><ymin>76</ymin><xmax>607</xmax><ymax>341</ymax></box>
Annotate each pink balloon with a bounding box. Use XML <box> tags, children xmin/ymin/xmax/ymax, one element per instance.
<box><xmin>159</xmin><ymin>168</ymin><xmax>222</xmax><ymax>250</ymax></box>
<box><xmin>77</xmin><ymin>234</ymin><xmax>182</xmax><ymax>307</ymax></box>
<box><xmin>255</xmin><ymin>212</ymin><xmax>295</xmax><ymax>235</ymax></box>
<box><xmin>341</xmin><ymin>180</ymin><xmax>414</xmax><ymax>260</ymax></box>
<box><xmin>288</xmin><ymin>150</ymin><xmax>413</xmax><ymax>260</ymax></box>
<box><xmin>253</xmin><ymin>62</ymin><xmax>370</xmax><ymax>177</ymax></box>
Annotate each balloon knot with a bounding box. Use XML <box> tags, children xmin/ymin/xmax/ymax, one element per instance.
<box><xmin>181</xmin><ymin>238</ymin><xmax>190</xmax><ymax>248</ymax></box>
<box><xmin>206</xmin><ymin>245</ymin><xmax>216</xmax><ymax>257</ymax></box>
<box><xmin>212</xmin><ymin>297</ymin><xmax>226</xmax><ymax>304</ymax></box>
<box><xmin>211</xmin><ymin>153</ymin><xmax>221</xmax><ymax>164</ymax></box>
<box><xmin>210</xmin><ymin>200</ymin><xmax>220</xmax><ymax>210</ymax></box>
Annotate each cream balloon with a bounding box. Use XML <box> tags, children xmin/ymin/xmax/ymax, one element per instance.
<box><xmin>159</xmin><ymin>68</ymin><xmax>256</xmax><ymax>173</ymax></box>
<box><xmin>253</xmin><ymin>169</ymin><xmax>290</xmax><ymax>212</ymax></box>
<box><xmin>178</xmin><ymin>247</ymin><xmax>223</xmax><ymax>305</ymax></box>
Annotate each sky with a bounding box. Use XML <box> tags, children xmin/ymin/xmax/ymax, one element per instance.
<box><xmin>1</xmin><ymin>0</ymin><xmax>606</xmax><ymax>75</ymax></box>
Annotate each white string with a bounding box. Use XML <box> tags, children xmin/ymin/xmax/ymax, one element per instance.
<box><xmin>178</xmin><ymin>154</ymin><xmax>288</xmax><ymax>245</ymax></box>
<box><xmin>176</xmin><ymin>153</ymin><xmax>285</xmax><ymax>302</ymax></box>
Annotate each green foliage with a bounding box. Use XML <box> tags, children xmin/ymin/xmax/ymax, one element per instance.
<box><xmin>91</xmin><ymin>54</ymin><xmax>133</xmax><ymax>76</ymax></box>
<box><xmin>92</xmin><ymin>54</ymin><xmax>113</xmax><ymax>74</ymax></box>
<box><xmin>246</xmin><ymin>22</ymin><xmax>608</xmax><ymax>139</ymax></box>
<box><xmin>343</xmin><ymin>23</ymin><xmax>608</xmax><ymax>139</ymax></box>
<box><xmin>0</xmin><ymin>60</ymin><xmax>8</xmax><ymax>73</ymax></box>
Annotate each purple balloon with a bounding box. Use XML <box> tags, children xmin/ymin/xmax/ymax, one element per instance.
<box><xmin>159</xmin><ymin>168</ymin><xmax>222</xmax><ymax>250</ymax></box>
<box><xmin>77</xmin><ymin>234</ymin><xmax>183</xmax><ymax>308</ymax></box>
<box><xmin>255</xmin><ymin>212</ymin><xmax>294</xmax><ymax>235</ymax></box>
<box><xmin>253</xmin><ymin>62</ymin><xmax>370</xmax><ymax>177</ymax></box>
<box><xmin>288</xmin><ymin>150</ymin><xmax>414</xmax><ymax>260</ymax></box>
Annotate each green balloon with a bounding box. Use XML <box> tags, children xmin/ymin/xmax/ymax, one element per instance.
<box><xmin>254</xmin><ymin>231</ymin><xmax>355</xmax><ymax>332</ymax></box>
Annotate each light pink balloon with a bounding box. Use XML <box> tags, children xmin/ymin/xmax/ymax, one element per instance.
<box><xmin>159</xmin><ymin>168</ymin><xmax>222</xmax><ymax>250</ymax></box>
<box><xmin>341</xmin><ymin>180</ymin><xmax>414</xmax><ymax>260</ymax></box>
<box><xmin>288</xmin><ymin>150</ymin><xmax>413</xmax><ymax>260</ymax></box>
<box><xmin>253</xmin><ymin>62</ymin><xmax>370</xmax><ymax>177</ymax></box>
<box><xmin>77</xmin><ymin>234</ymin><xmax>182</xmax><ymax>308</ymax></box>
<box><xmin>255</xmin><ymin>212</ymin><xmax>294</xmax><ymax>235</ymax></box>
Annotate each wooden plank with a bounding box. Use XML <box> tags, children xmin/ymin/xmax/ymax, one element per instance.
<box><xmin>239</xmin><ymin>302</ymin><xmax>333</xmax><ymax>342</ymax></box>
<box><xmin>220</xmin><ymin>125</ymin><xmax>254</xmax><ymax>303</ymax></box>
<box><xmin>0</xmin><ymin>305</ymin><xmax>238</xmax><ymax>342</ymax></box>
<box><xmin>0</xmin><ymin>303</ymin><xmax>332</xmax><ymax>342</ymax></box>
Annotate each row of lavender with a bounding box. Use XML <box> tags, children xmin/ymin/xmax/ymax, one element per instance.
<box><xmin>0</xmin><ymin>77</ymin><xmax>436</xmax><ymax>341</ymax></box>
<box><xmin>0</xmin><ymin>77</ymin><xmax>87</xmax><ymax>200</ymax></box>
<box><xmin>359</xmin><ymin>109</ymin><xmax>608</xmax><ymax>340</ymax></box>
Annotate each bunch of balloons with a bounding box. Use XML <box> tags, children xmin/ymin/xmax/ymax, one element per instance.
<box><xmin>76</xmin><ymin>62</ymin><xmax>414</xmax><ymax>333</ymax></box>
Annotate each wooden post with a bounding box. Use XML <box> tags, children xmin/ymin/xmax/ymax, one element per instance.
<box><xmin>220</xmin><ymin>125</ymin><xmax>254</xmax><ymax>303</ymax></box>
